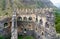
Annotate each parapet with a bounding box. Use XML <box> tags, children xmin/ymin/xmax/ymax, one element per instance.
<box><xmin>16</xmin><ymin>8</ymin><xmax>53</xmax><ymax>14</ymax></box>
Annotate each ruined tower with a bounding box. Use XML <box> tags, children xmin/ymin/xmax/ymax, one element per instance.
<box><xmin>11</xmin><ymin>0</ymin><xmax>18</xmax><ymax>39</ymax></box>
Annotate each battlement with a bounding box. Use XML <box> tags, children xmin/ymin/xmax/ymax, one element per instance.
<box><xmin>17</xmin><ymin>8</ymin><xmax>53</xmax><ymax>14</ymax></box>
<box><xmin>0</xmin><ymin>8</ymin><xmax>54</xmax><ymax>20</ymax></box>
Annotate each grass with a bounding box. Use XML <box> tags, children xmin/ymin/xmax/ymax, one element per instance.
<box><xmin>18</xmin><ymin>35</ymin><xmax>23</xmax><ymax>39</ymax></box>
<box><xmin>0</xmin><ymin>36</ymin><xmax>3</xmax><ymax>39</ymax></box>
<box><xmin>18</xmin><ymin>35</ymin><xmax>34</xmax><ymax>39</ymax></box>
<box><xmin>0</xmin><ymin>35</ymin><xmax>34</xmax><ymax>39</ymax></box>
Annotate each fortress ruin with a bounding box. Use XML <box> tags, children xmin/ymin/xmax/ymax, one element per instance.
<box><xmin>0</xmin><ymin>8</ymin><xmax>56</xmax><ymax>39</ymax></box>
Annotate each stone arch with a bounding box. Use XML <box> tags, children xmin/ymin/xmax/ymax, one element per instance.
<box><xmin>28</xmin><ymin>24</ymin><xmax>31</xmax><ymax>28</ymax></box>
<box><xmin>45</xmin><ymin>22</ymin><xmax>49</xmax><ymax>28</ymax></box>
<box><xmin>39</xmin><ymin>19</ymin><xmax>43</xmax><ymax>24</ymax></box>
<box><xmin>28</xmin><ymin>24</ymin><xmax>32</xmax><ymax>30</ymax></box>
<box><xmin>24</xmin><ymin>28</ymin><xmax>27</xmax><ymax>34</ymax></box>
<box><xmin>23</xmin><ymin>17</ymin><xmax>27</xmax><ymax>21</ymax></box>
<box><xmin>4</xmin><ymin>23</ymin><xmax>8</xmax><ymax>27</ymax></box>
<box><xmin>17</xmin><ymin>16</ymin><xmax>22</xmax><ymax>21</ymax></box>
<box><xmin>38</xmin><ymin>36</ymin><xmax>40</xmax><ymax>38</ymax></box>
<box><xmin>36</xmin><ymin>28</ymin><xmax>37</xmax><ymax>30</ymax></box>
<box><xmin>28</xmin><ymin>17</ymin><xmax>32</xmax><ymax>21</ymax></box>
<box><xmin>36</xmin><ymin>17</ymin><xmax>38</xmax><ymax>22</ymax></box>
<box><xmin>24</xmin><ymin>29</ymin><xmax>27</xmax><ymax>31</ymax></box>
<box><xmin>41</xmin><ymin>32</ymin><xmax>44</xmax><ymax>35</ymax></box>
<box><xmin>35</xmin><ymin>27</ymin><xmax>38</xmax><ymax>32</ymax></box>
<box><xmin>29</xmin><ymin>24</ymin><xmax>31</xmax><ymax>27</ymax></box>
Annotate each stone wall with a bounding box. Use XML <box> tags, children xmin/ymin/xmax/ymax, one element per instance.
<box><xmin>0</xmin><ymin>8</ymin><xmax>56</xmax><ymax>39</ymax></box>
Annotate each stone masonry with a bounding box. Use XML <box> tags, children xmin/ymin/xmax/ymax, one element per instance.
<box><xmin>0</xmin><ymin>8</ymin><xmax>56</xmax><ymax>39</ymax></box>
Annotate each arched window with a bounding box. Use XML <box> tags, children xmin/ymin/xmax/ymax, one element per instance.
<box><xmin>45</xmin><ymin>22</ymin><xmax>49</xmax><ymax>28</ymax></box>
<box><xmin>24</xmin><ymin>29</ymin><xmax>27</xmax><ymax>33</ymax></box>
<box><xmin>17</xmin><ymin>16</ymin><xmax>22</xmax><ymax>21</ymax></box>
<box><xmin>36</xmin><ymin>28</ymin><xmax>37</xmax><ymax>30</ymax></box>
<box><xmin>4</xmin><ymin>23</ymin><xmax>8</xmax><ymax>27</ymax></box>
<box><xmin>36</xmin><ymin>18</ymin><xmax>38</xmax><ymax>22</ymax></box>
<box><xmin>29</xmin><ymin>17</ymin><xmax>32</xmax><ymax>21</ymax></box>
<box><xmin>21</xmin><ymin>28</ymin><xmax>23</xmax><ymax>30</ymax></box>
<box><xmin>23</xmin><ymin>17</ymin><xmax>27</xmax><ymax>21</ymax></box>
<box><xmin>42</xmin><ymin>32</ymin><xmax>44</xmax><ymax>35</ymax></box>
<box><xmin>29</xmin><ymin>25</ymin><xmax>31</xmax><ymax>27</ymax></box>
<box><xmin>38</xmin><ymin>36</ymin><xmax>40</xmax><ymax>38</ymax></box>
<box><xmin>24</xmin><ymin>29</ymin><xmax>27</xmax><ymax>31</ymax></box>
<box><xmin>40</xmin><ymin>19</ymin><xmax>43</xmax><ymax>24</ymax></box>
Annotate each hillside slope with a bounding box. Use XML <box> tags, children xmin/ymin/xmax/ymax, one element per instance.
<box><xmin>0</xmin><ymin>0</ymin><xmax>55</xmax><ymax>16</ymax></box>
<box><xmin>15</xmin><ymin>0</ymin><xmax>54</xmax><ymax>8</ymax></box>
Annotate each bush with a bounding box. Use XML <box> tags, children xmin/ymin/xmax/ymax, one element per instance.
<box><xmin>0</xmin><ymin>36</ymin><xmax>3</xmax><ymax>39</ymax></box>
<box><xmin>55</xmin><ymin>23</ymin><xmax>60</xmax><ymax>33</ymax></box>
<box><xmin>55</xmin><ymin>9</ymin><xmax>60</xmax><ymax>33</ymax></box>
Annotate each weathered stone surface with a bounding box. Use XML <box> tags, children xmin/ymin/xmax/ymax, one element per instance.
<box><xmin>0</xmin><ymin>8</ymin><xmax>56</xmax><ymax>39</ymax></box>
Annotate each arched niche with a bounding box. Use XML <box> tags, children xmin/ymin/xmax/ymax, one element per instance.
<box><xmin>41</xmin><ymin>32</ymin><xmax>44</xmax><ymax>35</ymax></box>
<box><xmin>23</xmin><ymin>17</ymin><xmax>27</xmax><ymax>21</ymax></box>
<box><xmin>36</xmin><ymin>17</ymin><xmax>38</xmax><ymax>22</ymax></box>
<box><xmin>40</xmin><ymin>19</ymin><xmax>43</xmax><ymax>25</ymax></box>
<box><xmin>28</xmin><ymin>17</ymin><xmax>32</xmax><ymax>21</ymax></box>
<box><xmin>45</xmin><ymin>22</ymin><xmax>49</xmax><ymax>28</ymax></box>
<box><xmin>4</xmin><ymin>23</ymin><xmax>8</xmax><ymax>27</ymax></box>
<box><xmin>17</xmin><ymin>16</ymin><xmax>22</xmax><ymax>21</ymax></box>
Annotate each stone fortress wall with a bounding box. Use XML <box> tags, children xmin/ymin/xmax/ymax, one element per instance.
<box><xmin>0</xmin><ymin>8</ymin><xmax>56</xmax><ymax>39</ymax></box>
<box><xmin>16</xmin><ymin>8</ymin><xmax>53</xmax><ymax>22</ymax></box>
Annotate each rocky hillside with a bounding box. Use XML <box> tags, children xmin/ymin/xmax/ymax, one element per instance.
<box><xmin>15</xmin><ymin>0</ymin><xmax>54</xmax><ymax>8</ymax></box>
<box><xmin>0</xmin><ymin>0</ymin><xmax>55</xmax><ymax>16</ymax></box>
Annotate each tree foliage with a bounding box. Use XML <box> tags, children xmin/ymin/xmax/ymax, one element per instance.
<box><xmin>55</xmin><ymin>9</ymin><xmax>60</xmax><ymax>33</ymax></box>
